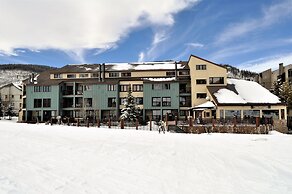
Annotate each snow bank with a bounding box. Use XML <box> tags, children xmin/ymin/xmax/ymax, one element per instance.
<box><xmin>0</xmin><ymin>122</ymin><xmax>292</xmax><ymax>194</ymax></box>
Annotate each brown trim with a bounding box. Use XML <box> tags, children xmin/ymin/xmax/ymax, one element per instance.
<box><xmin>188</xmin><ymin>54</ymin><xmax>227</xmax><ymax>69</ymax></box>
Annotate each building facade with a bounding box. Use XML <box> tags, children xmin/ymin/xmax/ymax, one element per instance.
<box><xmin>0</xmin><ymin>83</ymin><xmax>23</xmax><ymax>115</ymax></box>
<box><xmin>20</xmin><ymin>55</ymin><xmax>287</xmax><ymax>124</ymax></box>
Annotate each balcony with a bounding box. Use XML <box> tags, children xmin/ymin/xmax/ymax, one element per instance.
<box><xmin>63</xmin><ymin>90</ymin><xmax>74</xmax><ymax>95</ymax></box>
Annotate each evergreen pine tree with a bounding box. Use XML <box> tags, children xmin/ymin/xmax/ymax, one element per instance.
<box><xmin>120</xmin><ymin>85</ymin><xmax>141</xmax><ymax>122</ymax></box>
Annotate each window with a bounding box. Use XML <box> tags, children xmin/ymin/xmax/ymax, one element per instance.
<box><xmin>196</xmin><ymin>65</ymin><xmax>206</xmax><ymax>70</ymax></box>
<box><xmin>135</xmin><ymin>97</ymin><xmax>143</xmax><ymax>105</ymax></box>
<box><xmin>179</xmin><ymin>110</ymin><xmax>187</xmax><ymax>117</ymax></box>
<box><xmin>120</xmin><ymin>98</ymin><xmax>127</xmax><ymax>105</ymax></box>
<box><xmin>288</xmin><ymin>69</ymin><xmax>292</xmax><ymax>78</ymax></box>
<box><xmin>120</xmin><ymin>85</ymin><xmax>129</xmax><ymax>92</ymax></box>
<box><xmin>162</xmin><ymin>97</ymin><xmax>171</xmax><ymax>107</ymax></box>
<box><xmin>108</xmin><ymin>84</ymin><xmax>116</xmax><ymax>91</ymax></box>
<box><xmin>179</xmin><ymin>71</ymin><xmax>189</xmax><ymax>76</ymax></box>
<box><xmin>92</xmin><ymin>73</ymin><xmax>99</xmax><ymax>78</ymax></box>
<box><xmin>34</xmin><ymin>86</ymin><xmax>42</xmax><ymax>92</ymax></box>
<box><xmin>84</xmin><ymin>85</ymin><xmax>92</xmax><ymax>91</ymax></box>
<box><xmin>152</xmin><ymin>97</ymin><xmax>161</xmax><ymax>107</ymax></box>
<box><xmin>67</xmin><ymin>74</ymin><xmax>76</xmax><ymax>78</ymax></box>
<box><xmin>34</xmin><ymin>99</ymin><xmax>42</xmax><ymax>108</ymax></box>
<box><xmin>133</xmin><ymin>84</ymin><xmax>143</xmax><ymax>92</ymax></box>
<box><xmin>5</xmin><ymin>95</ymin><xmax>8</xmax><ymax>99</ymax></box>
<box><xmin>19</xmin><ymin>103</ymin><xmax>22</xmax><ymax>108</ymax></box>
<box><xmin>197</xmin><ymin>93</ymin><xmax>207</xmax><ymax>99</ymax></box>
<box><xmin>196</xmin><ymin>79</ymin><xmax>207</xmax><ymax>84</ymax></box>
<box><xmin>43</xmin><ymin>86</ymin><xmax>51</xmax><ymax>92</ymax></box>
<box><xmin>152</xmin><ymin>84</ymin><xmax>170</xmax><ymax>90</ymax></box>
<box><xmin>209</xmin><ymin>77</ymin><xmax>224</xmax><ymax>84</ymax></box>
<box><xmin>166</xmin><ymin>71</ymin><xmax>175</xmax><ymax>76</ymax></box>
<box><xmin>79</xmin><ymin>73</ymin><xmax>89</xmax><ymax>78</ymax></box>
<box><xmin>108</xmin><ymin>98</ymin><xmax>116</xmax><ymax>107</ymax></box>
<box><xmin>121</xmin><ymin>72</ymin><xmax>131</xmax><ymax>77</ymax></box>
<box><xmin>54</xmin><ymin>74</ymin><xmax>61</xmax><ymax>78</ymax></box>
<box><xmin>11</xmin><ymin>95</ymin><xmax>14</xmax><ymax>99</ymax></box>
<box><xmin>109</xmin><ymin>72</ymin><xmax>119</xmax><ymax>77</ymax></box>
<box><xmin>43</xmin><ymin>99</ymin><xmax>51</xmax><ymax>108</ymax></box>
<box><xmin>84</xmin><ymin>98</ymin><xmax>92</xmax><ymax>107</ymax></box>
<box><xmin>20</xmin><ymin>95</ymin><xmax>22</xmax><ymax>99</ymax></box>
<box><xmin>179</xmin><ymin>96</ymin><xmax>191</xmax><ymax>107</ymax></box>
<box><xmin>152</xmin><ymin>110</ymin><xmax>161</xmax><ymax>121</ymax></box>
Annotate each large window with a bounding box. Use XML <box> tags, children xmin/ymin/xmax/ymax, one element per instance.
<box><xmin>166</xmin><ymin>71</ymin><xmax>175</xmax><ymax>76</ymax></box>
<box><xmin>162</xmin><ymin>97</ymin><xmax>171</xmax><ymax>107</ymax></box>
<box><xmin>179</xmin><ymin>96</ymin><xmax>191</xmax><ymax>107</ymax></box>
<box><xmin>43</xmin><ymin>86</ymin><xmax>51</xmax><ymax>92</ymax></box>
<box><xmin>120</xmin><ymin>85</ymin><xmax>129</xmax><ymax>92</ymax></box>
<box><xmin>225</xmin><ymin>110</ymin><xmax>241</xmax><ymax>118</ymax></box>
<box><xmin>196</xmin><ymin>65</ymin><xmax>206</xmax><ymax>70</ymax></box>
<box><xmin>67</xmin><ymin>74</ymin><xmax>76</xmax><ymax>78</ymax></box>
<box><xmin>43</xmin><ymin>99</ymin><xmax>51</xmax><ymax>108</ymax></box>
<box><xmin>108</xmin><ymin>98</ymin><xmax>116</xmax><ymax>107</ymax></box>
<box><xmin>197</xmin><ymin>93</ymin><xmax>207</xmax><ymax>99</ymax></box>
<box><xmin>152</xmin><ymin>97</ymin><xmax>161</xmax><ymax>107</ymax></box>
<box><xmin>109</xmin><ymin>72</ymin><xmax>119</xmax><ymax>77</ymax></box>
<box><xmin>34</xmin><ymin>86</ymin><xmax>42</xmax><ymax>92</ymax></box>
<box><xmin>133</xmin><ymin>84</ymin><xmax>143</xmax><ymax>92</ymax></box>
<box><xmin>108</xmin><ymin>84</ymin><xmax>116</xmax><ymax>91</ymax></box>
<box><xmin>121</xmin><ymin>72</ymin><xmax>131</xmax><ymax>77</ymax></box>
<box><xmin>54</xmin><ymin>74</ymin><xmax>61</xmax><ymax>78</ymax></box>
<box><xmin>179</xmin><ymin>71</ymin><xmax>189</xmax><ymax>76</ymax></box>
<box><xmin>135</xmin><ymin>97</ymin><xmax>143</xmax><ymax>105</ymax></box>
<box><xmin>209</xmin><ymin>77</ymin><xmax>224</xmax><ymax>84</ymax></box>
<box><xmin>196</xmin><ymin>79</ymin><xmax>207</xmax><ymax>84</ymax></box>
<box><xmin>34</xmin><ymin>99</ymin><xmax>42</xmax><ymax>108</ymax></box>
<box><xmin>79</xmin><ymin>73</ymin><xmax>89</xmax><ymax>78</ymax></box>
<box><xmin>152</xmin><ymin>83</ymin><xmax>170</xmax><ymax>90</ymax></box>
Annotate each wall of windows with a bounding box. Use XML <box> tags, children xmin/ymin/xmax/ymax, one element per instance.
<box><xmin>152</xmin><ymin>83</ymin><xmax>170</xmax><ymax>90</ymax></box>
<box><xmin>196</xmin><ymin>65</ymin><xmax>206</xmax><ymax>70</ymax></box>
<box><xmin>133</xmin><ymin>84</ymin><xmax>143</xmax><ymax>92</ymax></box>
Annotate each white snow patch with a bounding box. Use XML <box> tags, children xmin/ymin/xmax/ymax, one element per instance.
<box><xmin>194</xmin><ymin>101</ymin><xmax>216</xmax><ymax>108</ymax></box>
<box><xmin>0</xmin><ymin>121</ymin><xmax>292</xmax><ymax>194</ymax></box>
<box><xmin>144</xmin><ymin>77</ymin><xmax>176</xmax><ymax>82</ymax></box>
<box><xmin>228</xmin><ymin>79</ymin><xmax>280</xmax><ymax>103</ymax></box>
<box><xmin>214</xmin><ymin>88</ymin><xmax>246</xmax><ymax>104</ymax></box>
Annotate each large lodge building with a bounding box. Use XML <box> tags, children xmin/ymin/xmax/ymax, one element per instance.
<box><xmin>20</xmin><ymin>55</ymin><xmax>287</xmax><ymax>123</ymax></box>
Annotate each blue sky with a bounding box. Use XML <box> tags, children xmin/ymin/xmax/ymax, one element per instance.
<box><xmin>0</xmin><ymin>0</ymin><xmax>291</xmax><ymax>72</ymax></box>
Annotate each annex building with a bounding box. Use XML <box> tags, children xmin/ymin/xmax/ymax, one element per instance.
<box><xmin>20</xmin><ymin>55</ymin><xmax>287</xmax><ymax>123</ymax></box>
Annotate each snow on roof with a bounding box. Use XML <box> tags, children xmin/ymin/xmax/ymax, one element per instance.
<box><xmin>228</xmin><ymin>79</ymin><xmax>280</xmax><ymax>104</ymax></box>
<box><xmin>214</xmin><ymin>79</ymin><xmax>281</xmax><ymax>104</ymax></box>
<box><xmin>144</xmin><ymin>77</ymin><xmax>176</xmax><ymax>82</ymax></box>
<box><xmin>107</xmin><ymin>61</ymin><xmax>185</xmax><ymax>71</ymax></box>
<box><xmin>214</xmin><ymin>88</ymin><xmax>246</xmax><ymax>104</ymax></box>
<box><xmin>12</xmin><ymin>82</ymin><xmax>22</xmax><ymax>90</ymax></box>
<box><xmin>194</xmin><ymin>101</ymin><xmax>216</xmax><ymax>109</ymax></box>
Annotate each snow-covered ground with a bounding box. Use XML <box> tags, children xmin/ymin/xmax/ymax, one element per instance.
<box><xmin>0</xmin><ymin>119</ymin><xmax>292</xmax><ymax>194</ymax></box>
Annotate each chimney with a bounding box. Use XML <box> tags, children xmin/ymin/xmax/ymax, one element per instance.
<box><xmin>174</xmin><ymin>61</ymin><xmax>178</xmax><ymax>80</ymax></box>
<box><xmin>279</xmin><ymin>63</ymin><xmax>284</xmax><ymax>75</ymax></box>
<box><xmin>99</xmin><ymin>64</ymin><xmax>102</xmax><ymax>82</ymax></box>
<box><xmin>102</xmin><ymin>63</ymin><xmax>105</xmax><ymax>82</ymax></box>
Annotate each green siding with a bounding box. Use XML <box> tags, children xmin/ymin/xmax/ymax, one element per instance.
<box><xmin>26</xmin><ymin>85</ymin><xmax>60</xmax><ymax>111</ymax></box>
<box><xmin>143</xmin><ymin>82</ymin><xmax>179</xmax><ymax>109</ymax></box>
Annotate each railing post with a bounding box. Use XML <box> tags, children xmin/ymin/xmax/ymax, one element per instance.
<box><xmin>86</xmin><ymin>118</ymin><xmax>89</xmax><ymax>128</ymax></box>
<box><xmin>149</xmin><ymin>117</ymin><xmax>152</xmax><ymax>131</ymax></box>
<box><xmin>175</xmin><ymin>116</ymin><xmax>178</xmax><ymax>126</ymax></box>
<box><xmin>256</xmin><ymin>117</ymin><xmax>260</xmax><ymax>127</ymax></box>
<box><xmin>121</xmin><ymin>118</ymin><xmax>124</xmax><ymax>129</ymax></box>
<box><xmin>108</xmin><ymin>118</ymin><xmax>111</xmax><ymax>128</ymax></box>
<box><xmin>136</xmin><ymin>119</ymin><xmax>138</xmax><ymax>130</ymax></box>
<box><xmin>77</xmin><ymin>118</ymin><xmax>80</xmax><ymax>127</ymax></box>
<box><xmin>97</xmin><ymin>118</ymin><xmax>100</xmax><ymax>128</ymax></box>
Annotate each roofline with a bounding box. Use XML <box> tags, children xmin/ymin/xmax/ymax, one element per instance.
<box><xmin>215</xmin><ymin>103</ymin><xmax>286</xmax><ymax>106</ymax></box>
<box><xmin>188</xmin><ymin>54</ymin><xmax>227</xmax><ymax>69</ymax></box>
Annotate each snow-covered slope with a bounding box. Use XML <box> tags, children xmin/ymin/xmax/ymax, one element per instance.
<box><xmin>0</xmin><ymin>121</ymin><xmax>291</xmax><ymax>194</ymax></box>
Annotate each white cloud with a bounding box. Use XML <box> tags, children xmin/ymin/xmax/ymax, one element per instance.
<box><xmin>216</xmin><ymin>0</ymin><xmax>292</xmax><ymax>44</ymax></box>
<box><xmin>0</xmin><ymin>0</ymin><xmax>199</xmax><ymax>62</ymax></box>
<box><xmin>137</xmin><ymin>30</ymin><xmax>170</xmax><ymax>61</ymax></box>
<box><xmin>138</xmin><ymin>52</ymin><xmax>145</xmax><ymax>62</ymax></box>
<box><xmin>238</xmin><ymin>53</ymin><xmax>292</xmax><ymax>73</ymax></box>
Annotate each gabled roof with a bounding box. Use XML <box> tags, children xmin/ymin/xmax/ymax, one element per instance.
<box><xmin>188</xmin><ymin>54</ymin><xmax>227</xmax><ymax>69</ymax></box>
<box><xmin>207</xmin><ymin>79</ymin><xmax>282</xmax><ymax>106</ymax></box>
